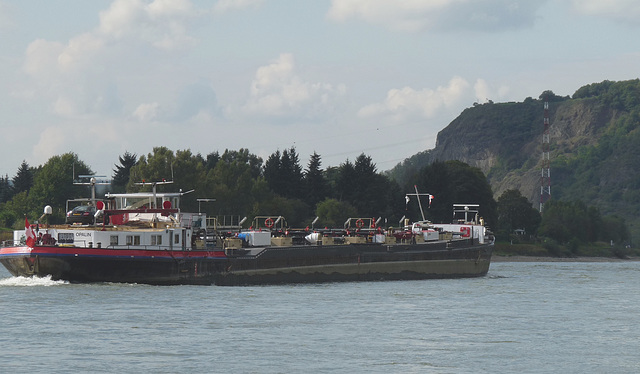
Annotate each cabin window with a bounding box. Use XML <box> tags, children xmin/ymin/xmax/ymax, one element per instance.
<box><xmin>151</xmin><ymin>235</ymin><xmax>162</xmax><ymax>246</ymax></box>
<box><xmin>110</xmin><ymin>235</ymin><xmax>119</xmax><ymax>246</ymax></box>
<box><xmin>126</xmin><ymin>235</ymin><xmax>141</xmax><ymax>246</ymax></box>
<box><xmin>174</xmin><ymin>234</ymin><xmax>179</xmax><ymax>244</ymax></box>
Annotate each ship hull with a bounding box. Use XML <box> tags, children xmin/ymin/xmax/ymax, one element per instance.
<box><xmin>0</xmin><ymin>240</ymin><xmax>492</xmax><ymax>286</ymax></box>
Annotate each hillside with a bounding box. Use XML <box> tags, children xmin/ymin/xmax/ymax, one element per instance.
<box><xmin>389</xmin><ymin>79</ymin><xmax>640</xmax><ymax>239</ymax></box>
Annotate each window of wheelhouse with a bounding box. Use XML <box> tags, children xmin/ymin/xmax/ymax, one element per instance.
<box><xmin>126</xmin><ymin>235</ymin><xmax>141</xmax><ymax>246</ymax></box>
<box><xmin>151</xmin><ymin>235</ymin><xmax>162</xmax><ymax>246</ymax></box>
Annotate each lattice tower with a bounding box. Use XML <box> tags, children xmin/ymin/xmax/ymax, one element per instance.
<box><xmin>540</xmin><ymin>100</ymin><xmax>551</xmax><ymax>212</ymax></box>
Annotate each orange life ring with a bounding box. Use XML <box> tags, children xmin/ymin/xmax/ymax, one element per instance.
<box><xmin>265</xmin><ymin>218</ymin><xmax>274</xmax><ymax>228</ymax></box>
<box><xmin>355</xmin><ymin>219</ymin><xmax>364</xmax><ymax>228</ymax></box>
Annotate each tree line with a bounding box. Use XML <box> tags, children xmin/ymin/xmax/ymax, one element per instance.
<box><xmin>0</xmin><ymin>148</ymin><xmax>495</xmax><ymax>230</ymax></box>
<box><xmin>0</xmin><ymin>147</ymin><xmax>630</xmax><ymax>256</ymax></box>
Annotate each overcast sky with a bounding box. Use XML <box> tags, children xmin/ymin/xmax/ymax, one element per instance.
<box><xmin>1</xmin><ymin>0</ymin><xmax>639</xmax><ymax>178</ymax></box>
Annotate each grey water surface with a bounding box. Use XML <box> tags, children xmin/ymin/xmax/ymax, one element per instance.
<box><xmin>0</xmin><ymin>261</ymin><xmax>638</xmax><ymax>373</ymax></box>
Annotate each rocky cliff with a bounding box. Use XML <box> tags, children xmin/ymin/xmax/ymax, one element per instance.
<box><xmin>389</xmin><ymin>80</ymin><xmax>640</xmax><ymax>225</ymax></box>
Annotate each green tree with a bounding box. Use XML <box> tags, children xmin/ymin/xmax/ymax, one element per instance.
<box><xmin>0</xmin><ymin>174</ymin><xmax>12</xmax><ymax>203</ymax></box>
<box><xmin>203</xmin><ymin>149</ymin><xmax>265</xmax><ymax>215</ymax></box>
<box><xmin>127</xmin><ymin>146</ymin><xmax>176</xmax><ymax>191</ymax></box>
<box><xmin>2</xmin><ymin>191</ymin><xmax>35</xmax><ymax>228</ymax></box>
<box><xmin>28</xmin><ymin>153</ymin><xmax>93</xmax><ymax>223</ymax></box>
<box><xmin>263</xmin><ymin>150</ymin><xmax>281</xmax><ymax>192</ymax></box>
<box><xmin>304</xmin><ymin>152</ymin><xmax>327</xmax><ymax>208</ymax></box>
<box><xmin>411</xmin><ymin>160</ymin><xmax>497</xmax><ymax>227</ymax></box>
<box><xmin>280</xmin><ymin>147</ymin><xmax>304</xmax><ymax>199</ymax></box>
<box><xmin>112</xmin><ymin>151</ymin><xmax>138</xmax><ymax>193</ymax></box>
<box><xmin>315</xmin><ymin>198</ymin><xmax>358</xmax><ymax>228</ymax></box>
<box><xmin>352</xmin><ymin>153</ymin><xmax>402</xmax><ymax>218</ymax></box>
<box><xmin>12</xmin><ymin>160</ymin><xmax>34</xmax><ymax>195</ymax></box>
<box><xmin>251</xmin><ymin>195</ymin><xmax>310</xmax><ymax>228</ymax></box>
<box><xmin>335</xmin><ymin>159</ymin><xmax>356</xmax><ymax>203</ymax></box>
<box><xmin>205</xmin><ymin>151</ymin><xmax>220</xmax><ymax>170</ymax></box>
<box><xmin>496</xmin><ymin>189</ymin><xmax>541</xmax><ymax>238</ymax></box>
<box><xmin>127</xmin><ymin>148</ymin><xmax>209</xmax><ymax>211</ymax></box>
<box><xmin>220</xmin><ymin>148</ymin><xmax>263</xmax><ymax>179</ymax></box>
<box><xmin>600</xmin><ymin>214</ymin><xmax>629</xmax><ymax>244</ymax></box>
<box><xmin>263</xmin><ymin>147</ymin><xmax>304</xmax><ymax>199</ymax></box>
<box><xmin>538</xmin><ymin>200</ymin><xmax>629</xmax><ymax>246</ymax></box>
<box><xmin>172</xmin><ymin>149</ymin><xmax>206</xmax><ymax>201</ymax></box>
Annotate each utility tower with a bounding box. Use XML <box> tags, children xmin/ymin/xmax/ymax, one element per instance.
<box><xmin>540</xmin><ymin>99</ymin><xmax>551</xmax><ymax>212</ymax></box>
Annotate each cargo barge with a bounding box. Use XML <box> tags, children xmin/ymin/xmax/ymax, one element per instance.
<box><xmin>0</xmin><ymin>181</ymin><xmax>493</xmax><ymax>286</ymax></box>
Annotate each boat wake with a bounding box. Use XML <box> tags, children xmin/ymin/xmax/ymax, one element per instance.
<box><xmin>0</xmin><ymin>275</ymin><xmax>68</xmax><ymax>287</ymax></box>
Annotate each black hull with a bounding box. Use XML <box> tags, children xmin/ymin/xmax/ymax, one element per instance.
<box><xmin>218</xmin><ymin>241</ymin><xmax>492</xmax><ymax>286</ymax></box>
<box><xmin>0</xmin><ymin>254</ymin><xmax>225</xmax><ymax>285</ymax></box>
<box><xmin>0</xmin><ymin>240</ymin><xmax>493</xmax><ymax>286</ymax></box>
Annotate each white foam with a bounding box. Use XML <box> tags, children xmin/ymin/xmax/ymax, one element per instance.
<box><xmin>0</xmin><ymin>275</ymin><xmax>68</xmax><ymax>287</ymax></box>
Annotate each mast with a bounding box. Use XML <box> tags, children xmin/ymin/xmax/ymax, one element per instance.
<box><xmin>405</xmin><ymin>185</ymin><xmax>433</xmax><ymax>221</ymax></box>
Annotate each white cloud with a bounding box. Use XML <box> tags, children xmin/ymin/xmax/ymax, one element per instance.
<box><xmin>57</xmin><ymin>33</ymin><xmax>105</xmax><ymax>71</ymax></box>
<box><xmin>32</xmin><ymin>126</ymin><xmax>69</xmax><ymax>165</ymax></box>
<box><xmin>571</xmin><ymin>0</ymin><xmax>640</xmax><ymax>24</ymax></box>
<box><xmin>358</xmin><ymin>76</ymin><xmax>470</xmax><ymax>121</ymax></box>
<box><xmin>20</xmin><ymin>0</ymin><xmax>201</xmax><ymax>119</ymax></box>
<box><xmin>327</xmin><ymin>0</ymin><xmax>544</xmax><ymax>32</ymax></box>
<box><xmin>213</xmin><ymin>0</ymin><xmax>264</xmax><ymax>14</ymax></box>
<box><xmin>242</xmin><ymin>53</ymin><xmax>347</xmax><ymax>121</ymax></box>
<box><xmin>473</xmin><ymin>79</ymin><xmax>509</xmax><ymax>103</ymax></box>
<box><xmin>98</xmin><ymin>0</ymin><xmax>196</xmax><ymax>49</ymax></box>
<box><xmin>23</xmin><ymin>39</ymin><xmax>64</xmax><ymax>76</ymax></box>
<box><xmin>133</xmin><ymin>102</ymin><xmax>160</xmax><ymax>121</ymax></box>
<box><xmin>24</xmin><ymin>0</ymin><xmax>199</xmax><ymax>76</ymax></box>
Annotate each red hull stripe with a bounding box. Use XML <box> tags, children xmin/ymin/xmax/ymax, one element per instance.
<box><xmin>0</xmin><ymin>246</ymin><xmax>227</xmax><ymax>259</ymax></box>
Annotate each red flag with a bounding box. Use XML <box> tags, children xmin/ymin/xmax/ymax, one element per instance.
<box><xmin>25</xmin><ymin>218</ymin><xmax>36</xmax><ymax>247</ymax></box>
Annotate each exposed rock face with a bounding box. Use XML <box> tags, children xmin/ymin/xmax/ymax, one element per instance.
<box><xmin>424</xmin><ymin>99</ymin><xmax>618</xmax><ymax>204</ymax></box>
<box><xmin>550</xmin><ymin>100</ymin><xmax>616</xmax><ymax>150</ymax></box>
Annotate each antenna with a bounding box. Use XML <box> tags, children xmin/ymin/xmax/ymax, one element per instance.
<box><xmin>405</xmin><ymin>185</ymin><xmax>433</xmax><ymax>221</ymax></box>
<box><xmin>135</xmin><ymin>180</ymin><xmax>174</xmax><ymax>209</ymax></box>
<box><xmin>73</xmin><ymin>174</ymin><xmax>110</xmax><ymax>205</ymax></box>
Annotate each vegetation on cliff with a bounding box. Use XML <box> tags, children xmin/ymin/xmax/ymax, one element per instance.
<box><xmin>390</xmin><ymin>79</ymin><xmax>640</xmax><ymax>248</ymax></box>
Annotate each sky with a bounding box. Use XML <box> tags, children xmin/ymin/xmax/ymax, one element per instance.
<box><xmin>1</xmin><ymin>0</ymin><xmax>640</xmax><ymax>178</ymax></box>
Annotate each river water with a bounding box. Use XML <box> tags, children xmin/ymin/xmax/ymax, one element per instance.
<box><xmin>0</xmin><ymin>261</ymin><xmax>638</xmax><ymax>373</ymax></box>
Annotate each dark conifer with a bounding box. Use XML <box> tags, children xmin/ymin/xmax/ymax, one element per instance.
<box><xmin>304</xmin><ymin>152</ymin><xmax>326</xmax><ymax>208</ymax></box>
<box><xmin>12</xmin><ymin>160</ymin><xmax>33</xmax><ymax>195</ymax></box>
<box><xmin>112</xmin><ymin>152</ymin><xmax>138</xmax><ymax>193</ymax></box>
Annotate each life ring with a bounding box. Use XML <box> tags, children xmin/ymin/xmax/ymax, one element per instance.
<box><xmin>265</xmin><ymin>218</ymin><xmax>274</xmax><ymax>228</ymax></box>
<box><xmin>355</xmin><ymin>219</ymin><xmax>364</xmax><ymax>228</ymax></box>
<box><xmin>460</xmin><ymin>226</ymin><xmax>471</xmax><ymax>237</ymax></box>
